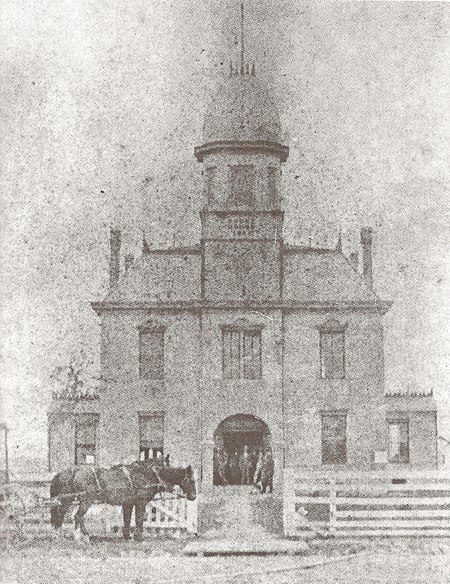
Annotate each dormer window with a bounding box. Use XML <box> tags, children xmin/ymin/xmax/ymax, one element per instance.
<box><xmin>229</xmin><ymin>165</ymin><xmax>255</xmax><ymax>207</ymax></box>
<box><xmin>318</xmin><ymin>319</ymin><xmax>347</xmax><ymax>380</ymax></box>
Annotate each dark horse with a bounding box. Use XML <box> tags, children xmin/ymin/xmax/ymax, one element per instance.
<box><xmin>50</xmin><ymin>461</ymin><xmax>196</xmax><ymax>541</ymax></box>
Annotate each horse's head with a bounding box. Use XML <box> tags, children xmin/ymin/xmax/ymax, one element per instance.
<box><xmin>178</xmin><ymin>465</ymin><xmax>197</xmax><ymax>501</ymax></box>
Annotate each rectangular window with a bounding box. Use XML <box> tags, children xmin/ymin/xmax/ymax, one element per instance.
<box><xmin>75</xmin><ymin>414</ymin><xmax>99</xmax><ymax>465</ymax></box>
<box><xmin>229</xmin><ymin>165</ymin><xmax>255</xmax><ymax>207</ymax></box>
<box><xmin>223</xmin><ymin>329</ymin><xmax>262</xmax><ymax>380</ymax></box>
<box><xmin>320</xmin><ymin>331</ymin><xmax>345</xmax><ymax>379</ymax></box>
<box><xmin>267</xmin><ymin>167</ymin><xmax>278</xmax><ymax>207</ymax></box>
<box><xmin>321</xmin><ymin>413</ymin><xmax>347</xmax><ymax>465</ymax></box>
<box><xmin>205</xmin><ymin>166</ymin><xmax>216</xmax><ymax>202</ymax></box>
<box><xmin>139</xmin><ymin>329</ymin><xmax>164</xmax><ymax>380</ymax></box>
<box><xmin>388</xmin><ymin>419</ymin><xmax>409</xmax><ymax>463</ymax></box>
<box><xmin>139</xmin><ymin>413</ymin><xmax>164</xmax><ymax>461</ymax></box>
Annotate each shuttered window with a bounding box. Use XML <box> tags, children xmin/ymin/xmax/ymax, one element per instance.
<box><xmin>321</xmin><ymin>413</ymin><xmax>347</xmax><ymax>465</ymax></box>
<box><xmin>229</xmin><ymin>165</ymin><xmax>255</xmax><ymax>207</ymax></box>
<box><xmin>139</xmin><ymin>329</ymin><xmax>164</xmax><ymax>380</ymax></box>
<box><xmin>139</xmin><ymin>413</ymin><xmax>164</xmax><ymax>461</ymax></box>
<box><xmin>320</xmin><ymin>331</ymin><xmax>345</xmax><ymax>379</ymax></box>
<box><xmin>388</xmin><ymin>419</ymin><xmax>409</xmax><ymax>463</ymax></box>
<box><xmin>75</xmin><ymin>414</ymin><xmax>99</xmax><ymax>465</ymax></box>
<box><xmin>223</xmin><ymin>329</ymin><xmax>261</xmax><ymax>380</ymax></box>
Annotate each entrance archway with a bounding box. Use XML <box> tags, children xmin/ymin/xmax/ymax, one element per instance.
<box><xmin>213</xmin><ymin>414</ymin><xmax>271</xmax><ymax>486</ymax></box>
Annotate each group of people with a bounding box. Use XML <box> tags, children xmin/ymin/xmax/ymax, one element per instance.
<box><xmin>215</xmin><ymin>445</ymin><xmax>274</xmax><ymax>493</ymax></box>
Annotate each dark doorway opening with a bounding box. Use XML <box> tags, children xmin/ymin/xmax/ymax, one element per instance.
<box><xmin>213</xmin><ymin>415</ymin><xmax>271</xmax><ymax>486</ymax></box>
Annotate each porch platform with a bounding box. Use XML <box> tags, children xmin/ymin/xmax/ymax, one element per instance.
<box><xmin>183</xmin><ymin>537</ymin><xmax>309</xmax><ymax>556</ymax></box>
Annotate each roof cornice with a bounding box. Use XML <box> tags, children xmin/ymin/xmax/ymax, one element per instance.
<box><xmin>91</xmin><ymin>299</ymin><xmax>393</xmax><ymax>316</ymax></box>
<box><xmin>194</xmin><ymin>140</ymin><xmax>289</xmax><ymax>162</ymax></box>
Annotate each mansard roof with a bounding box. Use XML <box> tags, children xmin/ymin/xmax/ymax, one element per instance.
<box><xmin>94</xmin><ymin>245</ymin><xmax>388</xmax><ymax>313</ymax></box>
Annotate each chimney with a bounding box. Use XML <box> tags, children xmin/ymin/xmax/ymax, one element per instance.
<box><xmin>109</xmin><ymin>228</ymin><xmax>121</xmax><ymax>289</ymax></box>
<box><xmin>360</xmin><ymin>227</ymin><xmax>373</xmax><ymax>288</ymax></box>
<box><xmin>124</xmin><ymin>254</ymin><xmax>134</xmax><ymax>273</ymax></box>
<box><xmin>349</xmin><ymin>251</ymin><xmax>359</xmax><ymax>271</ymax></box>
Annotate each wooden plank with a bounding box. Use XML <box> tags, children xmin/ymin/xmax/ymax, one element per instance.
<box><xmin>334</xmin><ymin>529</ymin><xmax>450</xmax><ymax>538</ymax></box>
<box><xmin>336</xmin><ymin>509</ymin><xmax>450</xmax><ymax>519</ymax></box>
<box><xmin>335</xmin><ymin>497</ymin><xmax>450</xmax><ymax>506</ymax></box>
<box><xmin>333</xmin><ymin>519</ymin><xmax>450</xmax><ymax>528</ymax></box>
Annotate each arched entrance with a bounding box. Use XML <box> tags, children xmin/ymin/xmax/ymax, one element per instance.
<box><xmin>213</xmin><ymin>414</ymin><xmax>271</xmax><ymax>486</ymax></box>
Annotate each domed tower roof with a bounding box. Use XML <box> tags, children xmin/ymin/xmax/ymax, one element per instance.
<box><xmin>195</xmin><ymin>69</ymin><xmax>288</xmax><ymax>162</ymax></box>
<box><xmin>203</xmin><ymin>72</ymin><xmax>282</xmax><ymax>144</ymax></box>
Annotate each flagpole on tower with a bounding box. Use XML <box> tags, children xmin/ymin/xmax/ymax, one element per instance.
<box><xmin>240</xmin><ymin>1</ymin><xmax>245</xmax><ymax>74</ymax></box>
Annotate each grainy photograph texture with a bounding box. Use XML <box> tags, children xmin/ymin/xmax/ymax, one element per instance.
<box><xmin>1</xmin><ymin>1</ymin><xmax>449</xmax><ymax>583</ymax></box>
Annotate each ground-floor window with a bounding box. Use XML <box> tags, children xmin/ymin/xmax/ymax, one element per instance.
<box><xmin>388</xmin><ymin>418</ymin><xmax>409</xmax><ymax>463</ymax></box>
<box><xmin>75</xmin><ymin>414</ymin><xmax>99</xmax><ymax>465</ymax></box>
<box><xmin>321</xmin><ymin>412</ymin><xmax>347</xmax><ymax>465</ymax></box>
<box><xmin>139</xmin><ymin>413</ymin><xmax>164</xmax><ymax>461</ymax></box>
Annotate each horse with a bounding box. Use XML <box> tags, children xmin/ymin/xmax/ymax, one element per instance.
<box><xmin>49</xmin><ymin>461</ymin><xmax>196</xmax><ymax>542</ymax></box>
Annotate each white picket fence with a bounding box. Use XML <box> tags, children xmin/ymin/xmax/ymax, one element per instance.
<box><xmin>85</xmin><ymin>493</ymin><xmax>198</xmax><ymax>537</ymax></box>
<box><xmin>283</xmin><ymin>468</ymin><xmax>450</xmax><ymax>538</ymax></box>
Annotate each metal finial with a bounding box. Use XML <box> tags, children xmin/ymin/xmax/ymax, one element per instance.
<box><xmin>240</xmin><ymin>2</ymin><xmax>245</xmax><ymax>74</ymax></box>
<box><xmin>251</xmin><ymin>62</ymin><xmax>255</xmax><ymax>76</ymax></box>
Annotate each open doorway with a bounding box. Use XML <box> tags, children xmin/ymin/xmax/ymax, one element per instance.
<box><xmin>213</xmin><ymin>414</ymin><xmax>271</xmax><ymax>486</ymax></box>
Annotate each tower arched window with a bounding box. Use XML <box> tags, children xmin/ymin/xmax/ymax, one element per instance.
<box><xmin>229</xmin><ymin>165</ymin><xmax>255</xmax><ymax>207</ymax></box>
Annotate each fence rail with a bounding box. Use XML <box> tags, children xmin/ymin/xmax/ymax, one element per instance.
<box><xmin>283</xmin><ymin>468</ymin><xmax>450</xmax><ymax>538</ymax></box>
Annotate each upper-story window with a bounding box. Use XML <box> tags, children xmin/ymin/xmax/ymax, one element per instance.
<box><xmin>318</xmin><ymin>319</ymin><xmax>347</xmax><ymax>380</ymax></box>
<box><xmin>227</xmin><ymin>216</ymin><xmax>255</xmax><ymax>237</ymax></box>
<box><xmin>205</xmin><ymin>166</ymin><xmax>216</xmax><ymax>203</ymax></box>
<box><xmin>229</xmin><ymin>165</ymin><xmax>255</xmax><ymax>207</ymax></box>
<box><xmin>388</xmin><ymin>418</ymin><xmax>409</xmax><ymax>463</ymax></box>
<box><xmin>139</xmin><ymin>326</ymin><xmax>165</xmax><ymax>380</ymax></box>
<box><xmin>267</xmin><ymin>167</ymin><xmax>279</xmax><ymax>207</ymax></box>
<box><xmin>222</xmin><ymin>326</ymin><xmax>262</xmax><ymax>380</ymax></box>
<box><xmin>75</xmin><ymin>414</ymin><xmax>99</xmax><ymax>465</ymax></box>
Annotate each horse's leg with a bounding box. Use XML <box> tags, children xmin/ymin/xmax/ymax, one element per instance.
<box><xmin>122</xmin><ymin>504</ymin><xmax>133</xmax><ymax>540</ymax></box>
<box><xmin>75</xmin><ymin>499</ymin><xmax>91</xmax><ymax>543</ymax></box>
<box><xmin>134</xmin><ymin>501</ymin><xmax>146</xmax><ymax>542</ymax></box>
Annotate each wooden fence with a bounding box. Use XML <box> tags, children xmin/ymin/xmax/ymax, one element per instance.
<box><xmin>283</xmin><ymin>468</ymin><xmax>450</xmax><ymax>538</ymax></box>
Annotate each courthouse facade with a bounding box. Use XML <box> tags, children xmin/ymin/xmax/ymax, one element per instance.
<box><xmin>48</xmin><ymin>66</ymin><xmax>438</xmax><ymax>488</ymax></box>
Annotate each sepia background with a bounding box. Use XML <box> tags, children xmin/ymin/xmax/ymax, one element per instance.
<box><xmin>1</xmin><ymin>0</ymin><xmax>449</xmax><ymax>471</ymax></box>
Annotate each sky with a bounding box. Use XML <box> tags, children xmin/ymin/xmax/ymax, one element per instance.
<box><xmin>1</xmin><ymin>0</ymin><xmax>449</xmax><ymax>469</ymax></box>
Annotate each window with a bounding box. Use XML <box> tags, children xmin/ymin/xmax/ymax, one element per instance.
<box><xmin>222</xmin><ymin>328</ymin><xmax>262</xmax><ymax>380</ymax></box>
<box><xmin>388</xmin><ymin>419</ymin><xmax>409</xmax><ymax>463</ymax></box>
<box><xmin>267</xmin><ymin>167</ymin><xmax>278</xmax><ymax>207</ymax></box>
<box><xmin>227</xmin><ymin>216</ymin><xmax>255</xmax><ymax>237</ymax></box>
<box><xmin>205</xmin><ymin>166</ymin><xmax>216</xmax><ymax>202</ymax></box>
<box><xmin>229</xmin><ymin>165</ymin><xmax>255</xmax><ymax>207</ymax></box>
<box><xmin>139</xmin><ymin>328</ymin><xmax>164</xmax><ymax>380</ymax></box>
<box><xmin>139</xmin><ymin>413</ymin><xmax>164</xmax><ymax>461</ymax></box>
<box><xmin>321</xmin><ymin>413</ymin><xmax>347</xmax><ymax>465</ymax></box>
<box><xmin>318</xmin><ymin>320</ymin><xmax>346</xmax><ymax>379</ymax></box>
<box><xmin>75</xmin><ymin>414</ymin><xmax>99</xmax><ymax>465</ymax></box>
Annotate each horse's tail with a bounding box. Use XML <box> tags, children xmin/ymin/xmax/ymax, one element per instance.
<box><xmin>50</xmin><ymin>473</ymin><xmax>63</xmax><ymax>528</ymax></box>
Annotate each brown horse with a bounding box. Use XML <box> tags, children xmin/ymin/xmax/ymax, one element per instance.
<box><xmin>50</xmin><ymin>461</ymin><xmax>196</xmax><ymax>541</ymax></box>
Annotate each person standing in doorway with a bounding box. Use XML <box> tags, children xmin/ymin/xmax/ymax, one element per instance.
<box><xmin>261</xmin><ymin>449</ymin><xmax>274</xmax><ymax>494</ymax></box>
<box><xmin>239</xmin><ymin>445</ymin><xmax>251</xmax><ymax>485</ymax></box>
<box><xmin>253</xmin><ymin>450</ymin><xmax>263</xmax><ymax>488</ymax></box>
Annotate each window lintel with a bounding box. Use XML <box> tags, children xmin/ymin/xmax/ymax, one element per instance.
<box><xmin>137</xmin><ymin>319</ymin><xmax>166</xmax><ymax>333</ymax></box>
<box><xmin>317</xmin><ymin>318</ymin><xmax>348</xmax><ymax>333</ymax></box>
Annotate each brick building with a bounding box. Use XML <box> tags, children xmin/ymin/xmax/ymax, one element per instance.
<box><xmin>48</xmin><ymin>66</ymin><xmax>438</xmax><ymax>490</ymax></box>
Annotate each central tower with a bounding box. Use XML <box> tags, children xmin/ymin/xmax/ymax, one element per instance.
<box><xmin>195</xmin><ymin>68</ymin><xmax>289</xmax><ymax>302</ymax></box>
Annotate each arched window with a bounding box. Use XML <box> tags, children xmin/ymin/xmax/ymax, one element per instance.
<box><xmin>318</xmin><ymin>319</ymin><xmax>347</xmax><ymax>380</ymax></box>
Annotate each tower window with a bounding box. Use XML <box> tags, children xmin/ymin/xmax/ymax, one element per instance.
<box><xmin>267</xmin><ymin>167</ymin><xmax>278</xmax><ymax>207</ymax></box>
<box><xmin>388</xmin><ymin>419</ymin><xmax>409</xmax><ymax>463</ymax></box>
<box><xmin>139</xmin><ymin>413</ymin><xmax>164</xmax><ymax>461</ymax></box>
<box><xmin>139</xmin><ymin>329</ymin><xmax>164</xmax><ymax>380</ymax></box>
<box><xmin>205</xmin><ymin>166</ymin><xmax>216</xmax><ymax>203</ymax></box>
<box><xmin>229</xmin><ymin>165</ymin><xmax>255</xmax><ymax>207</ymax></box>
<box><xmin>222</xmin><ymin>328</ymin><xmax>261</xmax><ymax>380</ymax></box>
<box><xmin>321</xmin><ymin>412</ymin><xmax>347</xmax><ymax>465</ymax></box>
<box><xmin>227</xmin><ymin>216</ymin><xmax>255</xmax><ymax>237</ymax></box>
<box><xmin>75</xmin><ymin>414</ymin><xmax>99</xmax><ymax>465</ymax></box>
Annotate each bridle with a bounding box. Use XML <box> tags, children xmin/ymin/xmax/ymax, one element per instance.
<box><xmin>151</xmin><ymin>465</ymin><xmax>193</xmax><ymax>500</ymax></box>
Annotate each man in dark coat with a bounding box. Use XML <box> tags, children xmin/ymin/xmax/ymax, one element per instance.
<box><xmin>239</xmin><ymin>445</ymin><xmax>251</xmax><ymax>485</ymax></box>
<box><xmin>260</xmin><ymin>449</ymin><xmax>274</xmax><ymax>494</ymax></box>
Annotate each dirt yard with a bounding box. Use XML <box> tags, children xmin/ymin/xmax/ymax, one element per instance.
<box><xmin>2</xmin><ymin>536</ymin><xmax>449</xmax><ymax>584</ymax></box>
